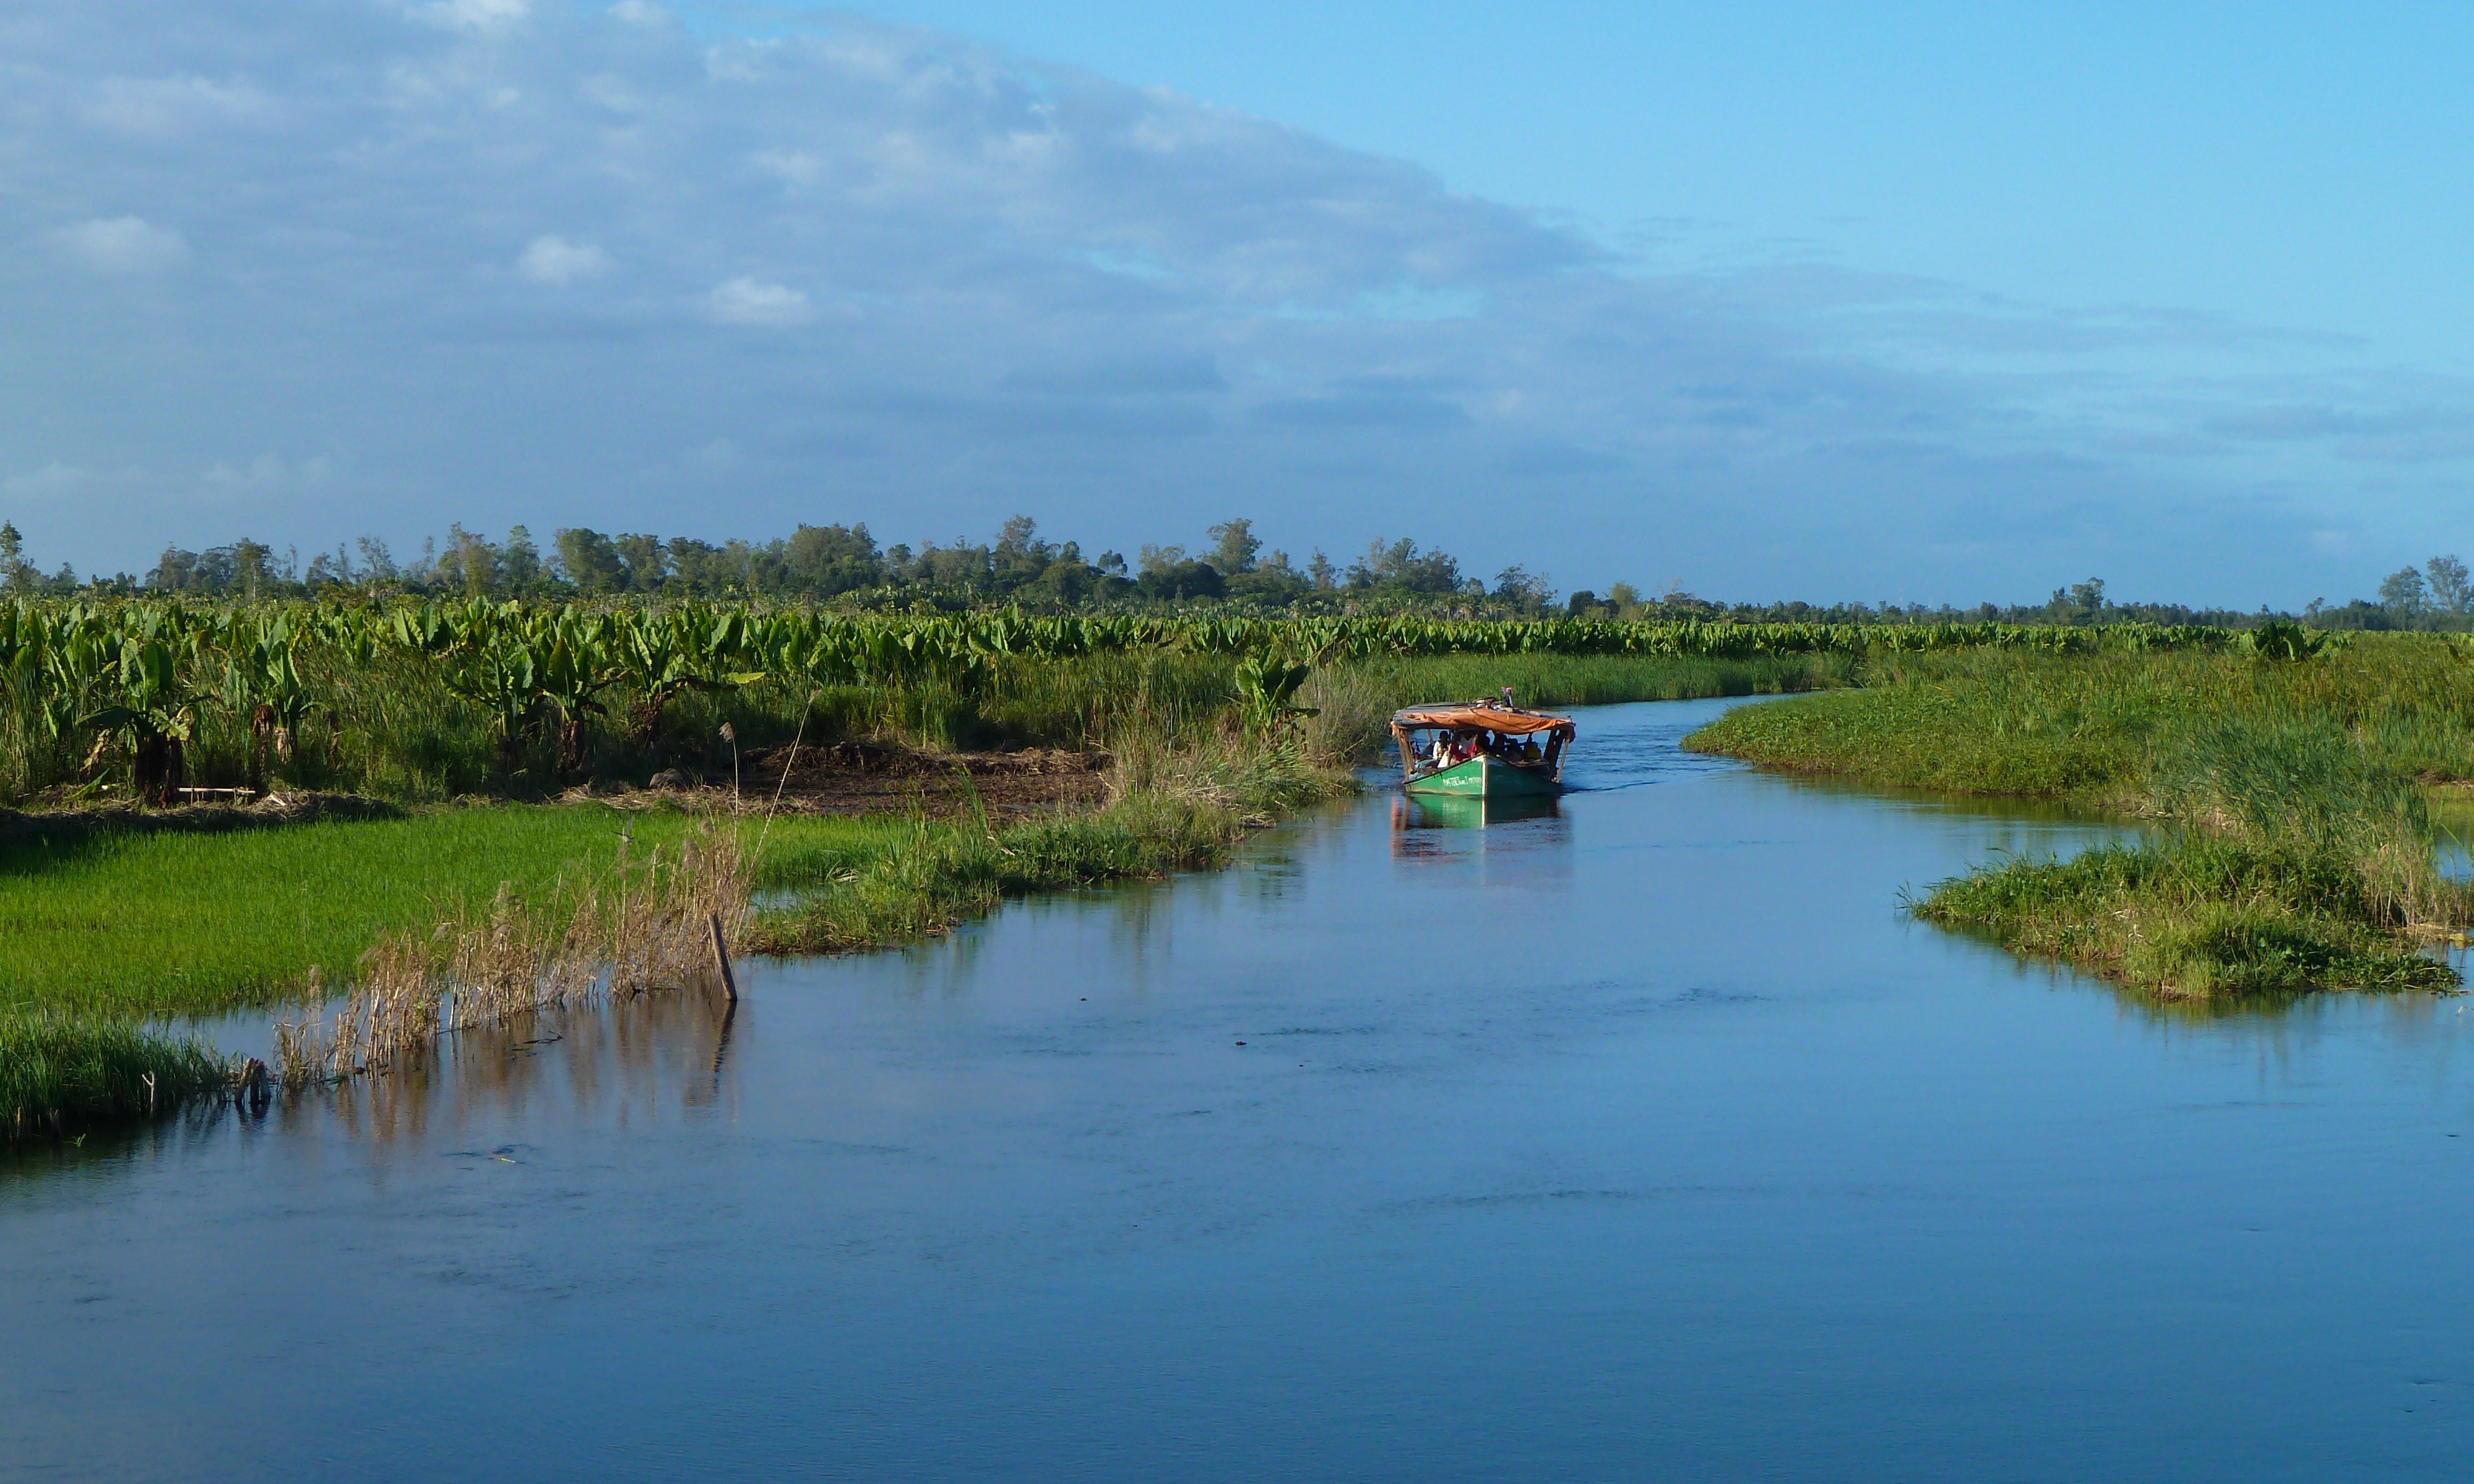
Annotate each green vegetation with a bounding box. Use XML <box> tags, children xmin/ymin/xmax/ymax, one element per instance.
<box><xmin>0</xmin><ymin>637</ymin><xmax>1834</xmax><ymax>1036</ymax></box>
<box><xmin>1689</xmin><ymin>636</ymin><xmax>2474</xmax><ymax>1001</ymax></box>
<box><xmin>749</xmin><ymin>737</ymin><xmax>1330</xmax><ymax>954</ymax></box>
<box><xmin>1683</xmin><ymin>631</ymin><xmax>2474</xmax><ymax>804</ymax></box>
<box><xmin>0</xmin><ymin>595</ymin><xmax>2269</xmax><ymax>1130</ymax></box>
<box><xmin>2</xmin><ymin>1010</ymin><xmax>231</xmax><ymax>1141</ymax></box>
<box><xmin>0</xmin><ymin>805</ymin><xmax>715</xmax><ymax>1018</ymax></box>
<box><xmin>1</xmin><ymin>593</ymin><xmax>2227</xmax><ymax>803</ymax></box>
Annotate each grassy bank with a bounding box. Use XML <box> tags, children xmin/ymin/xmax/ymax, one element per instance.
<box><xmin>1</xmin><ymin>650</ymin><xmax>1794</xmax><ymax>1019</ymax></box>
<box><xmin>0</xmin><ymin>805</ymin><xmax>718</xmax><ymax>1018</ymax></box>
<box><xmin>1</xmin><ymin>647</ymin><xmax>1739</xmax><ymax>1132</ymax></box>
<box><xmin>1682</xmin><ymin>637</ymin><xmax>2474</xmax><ymax>804</ymax></box>
<box><xmin>0</xmin><ymin>718</ymin><xmax>1352</xmax><ymax>1019</ymax></box>
<box><xmin>2</xmin><ymin>1010</ymin><xmax>231</xmax><ymax>1141</ymax></box>
<box><xmin>1688</xmin><ymin>639</ymin><xmax>2474</xmax><ymax>999</ymax></box>
<box><xmin>748</xmin><ymin>733</ymin><xmax>1335</xmax><ymax>953</ymax></box>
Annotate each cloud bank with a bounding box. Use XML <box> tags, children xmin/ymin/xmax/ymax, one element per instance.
<box><xmin>1</xmin><ymin>0</ymin><xmax>2465</xmax><ymax>601</ymax></box>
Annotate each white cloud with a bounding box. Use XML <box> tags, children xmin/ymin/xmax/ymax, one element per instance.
<box><xmin>50</xmin><ymin>217</ymin><xmax>187</xmax><ymax>274</ymax></box>
<box><xmin>85</xmin><ymin>74</ymin><xmax>277</xmax><ymax>137</ymax></box>
<box><xmin>705</xmin><ymin>277</ymin><xmax>812</xmax><ymax>327</ymax></box>
<box><xmin>411</xmin><ymin>0</ymin><xmax>530</xmax><ymax>35</ymax></box>
<box><xmin>517</xmin><ymin>235</ymin><xmax>611</xmax><ymax>286</ymax></box>
<box><xmin>2</xmin><ymin>463</ymin><xmax>98</xmax><ymax>501</ymax></box>
<box><xmin>0</xmin><ymin>3</ymin><xmax>2455</xmax><ymax>602</ymax></box>
<box><xmin>608</xmin><ymin>1</ymin><xmax>667</xmax><ymax>25</ymax></box>
<box><xmin>202</xmin><ymin>454</ymin><xmax>330</xmax><ymax>494</ymax></box>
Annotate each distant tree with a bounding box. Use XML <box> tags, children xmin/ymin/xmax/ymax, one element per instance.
<box><xmin>147</xmin><ymin>546</ymin><xmax>200</xmax><ymax>591</ymax></box>
<box><xmin>355</xmin><ymin>535</ymin><xmax>399</xmax><ymax>583</ymax></box>
<box><xmin>553</xmin><ymin>528</ymin><xmax>627</xmax><ymax>592</ymax></box>
<box><xmin>1307</xmin><ymin>549</ymin><xmax>1335</xmax><ymax>590</ymax></box>
<box><xmin>1605</xmin><ymin>580</ymin><xmax>1641</xmax><ymax>617</ymax></box>
<box><xmin>439</xmin><ymin>524</ymin><xmax>500</xmax><ymax>595</ymax></box>
<box><xmin>1136</xmin><ymin>559</ymin><xmax>1223</xmax><ymax>602</ymax></box>
<box><xmin>2427</xmin><ymin>554</ymin><xmax>2472</xmax><ymax>616</ymax></box>
<box><xmin>613</xmin><ymin>533</ymin><xmax>666</xmax><ymax>592</ymax></box>
<box><xmin>1347</xmin><ymin>537</ymin><xmax>1461</xmax><ymax>595</ymax></box>
<box><xmin>2379</xmin><ymin>566</ymin><xmax>2431</xmax><ymax>624</ymax></box>
<box><xmin>502</xmin><ymin>525</ymin><xmax>542</xmax><ymax>592</ymax></box>
<box><xmin>1207</xmin><ymin>518</ymin><xmax>1261</xmax><ymax>576</ymax></box>
<box><xmin>785</xmin><ymin>523</ymin><xmax>883</xmax><ymax>595</ymax></box>
<box><xmin>992</xmin><ymin>516</ymin><xmax>1056</xmax><ymax>587</ymax></box>
<box><xmin>1095</xmin><ymin>550</ymin><xmax>1127</xmax><ymax>577</ymax></box>
<box><xmin>0</xmin><ymin>522</ymin><xmax>27</xmax><ymax>593</ymax></box>
<box><xmin>1493</xmin><ymin>564</ymin><xmax>1554</xmax><ymax>612</ymax></box>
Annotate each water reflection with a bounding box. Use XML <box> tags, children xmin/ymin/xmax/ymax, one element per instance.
<box><xmin>1390</xmin><ymin>792</ymin><xmax>1563</xmax><ymax>832</ymax></box>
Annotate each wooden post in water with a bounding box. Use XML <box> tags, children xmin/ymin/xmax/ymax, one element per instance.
<box><xmin>707</xmin><ymin>912</ymin><xmax>739</xmax><ymax>1003</ymax></box>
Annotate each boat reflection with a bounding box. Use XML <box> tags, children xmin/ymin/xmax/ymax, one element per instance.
<box><xmin>1390</xmin><ymin>792</ymin><xmax>1562</xmax><ymax>832</ymax></box>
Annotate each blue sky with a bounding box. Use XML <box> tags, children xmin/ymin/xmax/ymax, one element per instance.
<box><xmin>4</xmin><ymin>1</ymin><xmax>2469</xmax><ymax>605</ymax></box>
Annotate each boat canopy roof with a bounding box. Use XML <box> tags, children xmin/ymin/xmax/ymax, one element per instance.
<box><xmin>1390</xmin><ymin>701</ymin><xmax>1575</xmax><ymax>738</ymax></box>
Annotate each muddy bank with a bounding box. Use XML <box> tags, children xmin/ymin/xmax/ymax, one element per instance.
<box><xmin>646</xmin><ymin>740</ymin><xmax>1111</xmax><ymax>817</ymax></box>
<box><xmin>0</xmin><ymin>791</ymin><xmax>406</xmax><ymax>847</ymax></box>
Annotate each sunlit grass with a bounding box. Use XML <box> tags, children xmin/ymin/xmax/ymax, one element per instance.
<box><xmin>1</xmin><ymin>1009</ymin><xmax>230</xmax><ymax>1141</ymax></box>
<box><xmin>1690</xmin><ymin>638</ymin><xmax>2474</xmax><ymax>998</ymax></box>
<box><xmin>1683</xmin><ymin>635</ymin><xmax>2474</xmax><ymax>802</ymax></box>
<box><xmin>0</xmin><ymin>806</ymin><xmax>720</xmax><ymax>1017</ymax></box>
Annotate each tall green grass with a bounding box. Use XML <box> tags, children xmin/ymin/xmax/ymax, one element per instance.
<box><xmin>0</xmin><ymin>805</ymin><xmax>720</xmax><ymax>1017</ymax></box>
<box><xmin>0</xmin><ymin>725</ymin><xmax>1350</xmax><ymax>1016</ymax></box>
<box><xmin>1684</xmin><ymin>636</ymin><xmax>2474</xmax><ymax>802</ymax></box>
<box><xmin>2</xmin><ymin>1010</ymin><xmax>230</xmax><ymax>1141</ymax></box>
<box><xmin>1704</xmin><ymin>641</ymin><xmax>2474</xmax><ymax>999</ymax></box>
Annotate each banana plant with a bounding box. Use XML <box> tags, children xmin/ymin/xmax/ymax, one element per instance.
<box><xmin>1233</xmin><ymin>651</ymin><xmax>1317</xmax><ymax>733</ymax></box>
<box><xmin>218</xmin><ymin>629</ymin><xmax>323</xmax><ymax>788</ymax></box>
<box><xmin>444</xmin><ymin>634</ymin><xmax>543</xmax><ymax>768</ymax></box>
<box><xmin>533</xmin><ymin>610</ymin><xmax>622</xmax><ymax>774</ymax></box>
<box><xmin>77</xmin><ymin>636</ymin><xmax>205</xmax><ymax>806</ymax></box>
<box><xmin>610</xmin><ymin>608</ymin><xmax>767</xmax><ymax>744</ymax></box>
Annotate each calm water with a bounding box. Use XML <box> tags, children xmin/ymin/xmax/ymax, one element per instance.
<box><xmin>11</xmin><ymin>696</ymin><xmax>2474</xmax><ymax>1481</ymax></box>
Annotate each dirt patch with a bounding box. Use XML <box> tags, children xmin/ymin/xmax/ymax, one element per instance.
<box><xmin>0</xmin><ymin>791</ymin><xmax>407</xmax><ymax>848</ymax></box>
<box><xmin>643</xmin><ymin>741</ymin><xmax>1111</xmax><ymax>817</ymax></box>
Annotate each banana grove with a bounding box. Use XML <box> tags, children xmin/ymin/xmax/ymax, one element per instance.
<box><xmin>0</xmin><ymin>596</ymin><xmax>2263</xmax><ymax>805</ymax></box>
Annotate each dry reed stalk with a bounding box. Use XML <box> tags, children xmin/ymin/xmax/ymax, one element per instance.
<box><xmin>275</xmin><ymin>824</ymin><xmax>749</xmax><ymax>1089</ymax></box>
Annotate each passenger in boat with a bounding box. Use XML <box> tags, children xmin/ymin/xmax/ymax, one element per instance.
<box><xmin>1428</xmin><ymin>731</ymin><xmax>1453</xmax><ymax>771</ymax></box>
<box><xmin>1520</xmin><ymin>738</ymin><xmax>1543</xmax><ymax>763</ymax></box>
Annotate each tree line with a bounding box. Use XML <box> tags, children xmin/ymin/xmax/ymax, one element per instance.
<box><xmin>0</xmin><ymin>515</ymin><xmax>2465</xmax><ymax>628</ymax></box>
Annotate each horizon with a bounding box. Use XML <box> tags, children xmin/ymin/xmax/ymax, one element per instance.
<box><xmin>6</xmin><ymin>2</ymin><xmax>2470</xmax><ymax>606</ymax></box>
<box><xmin>11</xmin><ymin>510</ymin><xmax>2462</xmax><ymax>621</ymax></box>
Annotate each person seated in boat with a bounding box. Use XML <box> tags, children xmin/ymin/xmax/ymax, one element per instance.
<box><xmin>1426</xmin><ymin>731</ymin><xmax>1454</xmax><ymax>771</ymax></box>
<box><xmin>1520</xmin><ymin>738</ymin><xmax>1543</xmax><ymax>763</ymax></box>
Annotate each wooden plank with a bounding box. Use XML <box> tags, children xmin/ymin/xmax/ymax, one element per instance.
<box><xmin>707</xmin><ymin>912</ymin><xmax>739</xmax><ymax>1003</ymax></box>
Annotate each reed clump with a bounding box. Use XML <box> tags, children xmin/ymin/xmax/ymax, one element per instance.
<box><xmin>2</xmin><ymin>1009</ymin><xmax>233</xmax><ymax>1141</ymax></box>
<box><xmin>275</xmin><ymin>824</ymin><xmax>747</xmax><ymax>1087</ymax></box>
<box><xmin>1912</xmin><ymin>720</ymin><xmax>2472</xmax><ymax>1000</ymax></box>
<box><xmin>744</xmin><ymin>715</ymin><xmax>1345</xmax><ymax>956</ymax></box>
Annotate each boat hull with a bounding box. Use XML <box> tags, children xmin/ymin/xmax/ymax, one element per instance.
<box><xmin>1402</xmin><ymin>754</ymin><xmax>1562</xmax><ymax>800</ymax></box>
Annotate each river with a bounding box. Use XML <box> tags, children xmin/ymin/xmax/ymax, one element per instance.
<box><xmin>8</xmin><ymin>696</ymin><xmax>2474</xmax><ymax>1480</ymax></box>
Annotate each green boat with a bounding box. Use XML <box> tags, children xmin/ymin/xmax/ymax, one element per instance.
<box><xmin>1390</xmin><ymin>699</ymin><xmax>1575</xmax><ymax>800</ymax></box>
